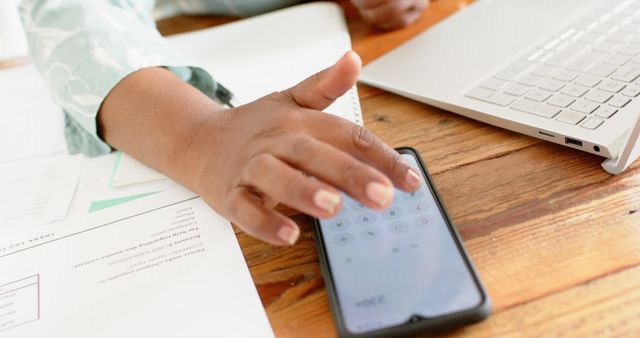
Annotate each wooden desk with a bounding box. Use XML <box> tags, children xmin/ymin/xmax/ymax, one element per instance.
<box><xmin>4</xmin><ymin>0</ymin><xmax>640</xmax><ymax>336</ymax></box>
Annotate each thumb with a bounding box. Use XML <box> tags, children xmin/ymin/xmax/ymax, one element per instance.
<box><xmin>282</xmin><ymin>50</ymin><xmax>361</xmax><ymax>110</ymax></box>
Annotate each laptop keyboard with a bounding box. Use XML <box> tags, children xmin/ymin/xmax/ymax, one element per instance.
<box><xmin>466</xmin><ymin>0</ymin><xmax>640</xmax><ymax>131</ymax></box>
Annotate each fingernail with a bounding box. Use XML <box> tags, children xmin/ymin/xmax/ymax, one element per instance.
<box><xmin>314</xmin><ymin>189</ymin><xmax>341</xmax><ymax>214</ymax></box>
<box><xmin>366</xmin><ymin>182</ymin><xmax>394</xmax><ymax>208</ymax></box>
<box><xmin>343</xmin><ymin>50</ymin><xmax>361</xmax><ymax>66</ymax></box>
<box><xmin>277</xmin><ymin>225</ymin><xmax>300</xmax><ymax>245</ymax></box>
<box><xmin>406</xmin><ymin>168</ymin><xmax>422</xmax><ymax>190</ymax></box>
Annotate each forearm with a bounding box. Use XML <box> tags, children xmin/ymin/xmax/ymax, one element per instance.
<box><xmin>98</xmin><ymin>67</ymin><xmax>222</xmax><ymax>188</ymax></box>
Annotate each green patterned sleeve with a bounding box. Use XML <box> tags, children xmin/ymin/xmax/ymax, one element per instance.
<box><xmin>18</xmin><ymin>0</ymin><xmax>216</xmax><ymax>156</ymax></box>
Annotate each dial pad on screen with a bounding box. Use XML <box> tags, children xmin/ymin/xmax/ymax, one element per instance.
<box><xmin>325</xmin><ymin>179</ymin><xmax>439</xmax><ymax>248</ymax></box>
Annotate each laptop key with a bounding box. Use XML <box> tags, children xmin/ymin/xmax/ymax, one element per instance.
<box><xmin>571</xmin><ymin>100</ymin><xmax>600</xmax><ymax>114</ymax></box>
<box><xmin>466</xmin><ymin>87</ymin><xmax>515</xmax><ymax>106</ymax></box>
<box><xmin>495</xmin><ymin>60</ymin><xmax>533</xmax><ymax>81</ymax></box>
<box><xmin>552</xmin><ymin>70</ymin><xmax>579</xmax><ymax>82</ymax></box>
<box><xmin>525</xmin><ymin>89</ymin><xmax>553</xmax><ymax>102</ymax></box>
<box><xmin>593</xmin><ymin>41</ymin><xmax>620</xmax><ymax>53</ymax></box>
<box><xmin>538</xmin><ymin>78</ymin><xmax>566</xmax><ymax>91</ymax></box>
<box><xmin>581</xmin><ymin>117</ymin><xmax>604</xmax><ymax>129</ymax></box>
<box><xmin>547</xmin><ymin>94</ymin><xmax>576</xmax><ymax>108</ymax></box>
<box><xmin>530</xmin><ymin>65</ymin><xmax>557</xmax><ymax>77</ymax></box>
<box><xmin>561</xmin><ymin>84</ymin><xmax>589</xmax><ymax>97</ymax></box>
<box><xmin>609</xmin><ymin>95</ymin><xmax>631</xmax><ymax>107</ymax></box>
<box><xmin>622</xmin><ymin>85</ymin><xmax>640</xmax><ymax>97</ymax></box>
<box><xmin>542</xmin><ymin>38</ymin><xmax>561</xmax><ymax>51</ymax></box>
<box><xmin>617</xmin><ymin>44</ymin><xmax>640</xmax><ymax>56</ymax></box>
<box><xmin>620</xmin><ymin>23</ymin><xmax>640</xmax><ymax>34</ymax></box>
<box><xmin>577</xmin><ymin>31</ymin><xmax>605</xmax><ymax>44</ymax></box>
<box><xmin>607</xmin><ymin>32</ymin><xmax>634</xmax><ymax>44</ymax></box>
<box><xmin>545</xmin><ymin>42</ymin><xmax>589</xmax><ymax>67</ymax></box>
<box><xmin>556</xmin><ymin>110</ymin><xmax>586</xmax><ymax>125</ymax></box>
<box><xmin>611</xmin><ymin>64</ymin><xmax>640</xmax><ymax>82</ymax></box>
<box><xmin>594</xmin><ymin>106</ymin><xmax>618</xmax><ymax>118</ymax></box>
<box><xmin>510</xmin><ymin>99</ymin><xmax>561</xmax><ymax>118</ymax></box>
<box><xmin>503</xmin><ymin>83</ymin><xmax>529</xmax><ymax>96</ymax></box>
<box><xmin>599</xmin><ymin>80</ymin><xmax>626</xmax><ymax>93</ymax></box>
<box><xmin>517</xmin><ymin>74</ymin><xmax>544</xmax><ymax>87</ymax></box>
<box><xmin>593</xmin><ymin>23</ymin><xmax>618</xmax><ymax>35</ymax></box>
<box><xmin>566</xmin><ymin>51</ymin><xmax>605</xmax><ymax>72</ymax></box>
<box><xmin>574</xmin><ymin>75</ymin><xmax>602</xmax><ymax>88</ymax></box>
<box><xmin>480</xmin><ymin>78</ymin><xmax>508</xmax><ymax>91</ymax></box>
<box><xmin>558</xmin><ymin>28</ymin><xmax>577</xmax><ymax>40</ymax></box>
<box><xmin>524</xmin><ymin>49</ymin><xmax>546</xmax><ymax>62</ymax></box>
<box><xmin>585</xmin><ymin>89</ymin><xmax>613</xmax><ymax>103</ymax></box>
<box><xmin>602</xmin><ymin>53</ymin><xmax>631</xmax><ymax>66</ymax></box>
<box><xmin>588</xmin><ymin>63</ymin><xmax>617</xmax><ymax>77</ymax></box>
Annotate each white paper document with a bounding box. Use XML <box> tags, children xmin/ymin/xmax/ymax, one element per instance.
<box><xmin>111</xmin><ymin>152</ymin><xmax>168</xmax><ymax>188</ymax></box>
<box><xmin>0</xmin><ymin>66</ymin><xmax>66</xmax><ymax>162</ymax></box>
<box><xmin>0</xmin><ymin>0</ymin><xmax>28</xmax><ymax>61</ymax></box>
<box><xmin>0</xmin><ymin>153</ymin><xmax>80</xmax><ymax>230</ymax></box>
<box><xmin>66</xmin><ymin>152</ymin><xmax>181</xmax><ymax>217</ymax></box>
<box><xmin>0</xmin><ymin>66</ymin><xmax>79</xmax><ymax>229</ymax></box>
<box><xmin>0</xmin><ymin>189</ymin><xmax>273</xmax><ymax>338</ymax></box>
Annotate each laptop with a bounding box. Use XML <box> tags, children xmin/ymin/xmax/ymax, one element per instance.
<box><xmin>360</xmin><ymin>0</ymin><xmax>640</xmax><ymax>174</ymax></box>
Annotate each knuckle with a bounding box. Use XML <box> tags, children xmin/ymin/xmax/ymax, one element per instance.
<box><xmin>350</xmin><ymin>125</ymin><xmax>377</xmax><ymax>152</ymax></box>
<box><xmin>389</xmin><ymin>151</ymin><xmax>405</xmax><ymax>175</ymax></box>
<box><xmin>290</xmin><ymin>134</ymin><xmax>314</xmax><ymax>160</ymax></box>
<box><xmin>240</xmin><ymin>215</ymin><xmax>265</xmax><ymax>238</ymax></box>
<box><xmin>248</xmin><ymin>210</ymin><xmax>269</xmax><ymax>232</ymax></box>
<box><xmin>269</xmin><ymin>91</ymin><xmax>300</xmax><ymax>111</ymax></box>
<box><xmin>239</xmin><ymin>200</ymin><xmax>268</xmax><ymax>231</ymax></box>
<box><xmin>341</xmin><ymin>162</ymin><xmax>362</xmax><ymax>190</ymax></box>
<box><xmin>224</xmin><ymin>190</ymin><xmax>242</xmax><ymax>216</ymax></box>
<box><xmin>311</xmin><ymin>71</ymin><xmax>323</xmax><ymax>87</ymax></box>
<box><xmin>223</xmin><ymin>189</ymin><xmax>277</xmax><ymax>240</ymax></box>
<box><xmin>244</xmin><ymin>153</ymin><xmax>272</xmax><ymax>180</ymax></box>
<box><xmin>285</xmin><ymin>174</ymin><xmax>308</xmax><ymax>201</ymax></box>
<box><xmin>266</xmin><ymin>91</ymin><xmax>288</xmax><ymax>103</ymax></box>
<box><xmin>254</xmin><ymin>152</ymin><xmax>273</xmax><ymax>167</ymax></box>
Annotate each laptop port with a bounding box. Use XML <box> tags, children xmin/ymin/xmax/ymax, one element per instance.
<box><xmin>565</xmin><ymin>137</ymin><xmax>583</xmax><ymax>147</ymax></box>
<box><xmin>538</xmin><ymin>131</ymin><xmax>555</xmax><ymax>138</ymax></box>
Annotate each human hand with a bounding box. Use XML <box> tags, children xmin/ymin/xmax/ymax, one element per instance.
<box><xmin>351</xmin><ymin>0</ymin><xmax>429</xmax><ymax>30</ymax></box>
<box><xmin>184</xmin><ymin>51</ymin><xmax>422</xmax><ymax>246</ymax></box>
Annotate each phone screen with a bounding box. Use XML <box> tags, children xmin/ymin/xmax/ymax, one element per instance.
<box><xmin>318</xmin><ymin>153</ymin><xmax>483</xmax><ymax>334</ymax></box>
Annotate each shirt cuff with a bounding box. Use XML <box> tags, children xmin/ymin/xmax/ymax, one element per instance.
<box><xmin>60</xmin><ymin>35</ymin><xmax>215</xmax><ymax>156</ymax></box>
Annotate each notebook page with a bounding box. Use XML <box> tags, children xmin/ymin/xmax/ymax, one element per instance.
<box><xmin>167</xmin><ymin>2</ymin><xmax>364</xmax><ymax>125</ymax></box>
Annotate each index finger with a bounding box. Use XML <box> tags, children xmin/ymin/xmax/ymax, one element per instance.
<box><xmin>308</xmin><ymin>113</ymin><xmax>422</xmax><ymax>192</ymax></box>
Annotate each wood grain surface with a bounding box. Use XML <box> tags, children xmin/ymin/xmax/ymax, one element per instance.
<box><xmin>4</xmin><ymin>0</ymin><xmax>639</xmax><ymax>337</ymax></box>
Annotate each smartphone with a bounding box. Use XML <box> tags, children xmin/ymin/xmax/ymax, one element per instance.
<box><xmin>313</xmin><ymin>147</ymin><xmax>491</xmax><ymax>338</ymax></box>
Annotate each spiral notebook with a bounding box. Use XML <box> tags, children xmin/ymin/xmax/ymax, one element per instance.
<box><xmin>113</xmin><ymin>2</ymin><xmax>362</xmax><ymax>187</ymax></box>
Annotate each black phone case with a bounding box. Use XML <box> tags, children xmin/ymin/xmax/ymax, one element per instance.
<box><xmin>313</xmin><ymin>147</ymin><xmax>491</xmax><ymax>338</ymax></box>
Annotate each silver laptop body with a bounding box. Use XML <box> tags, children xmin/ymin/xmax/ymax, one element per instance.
<box><xmin>361</xmin><ymin>0</ymin><xmax>640</xmax><ymax>173</ymax></box>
